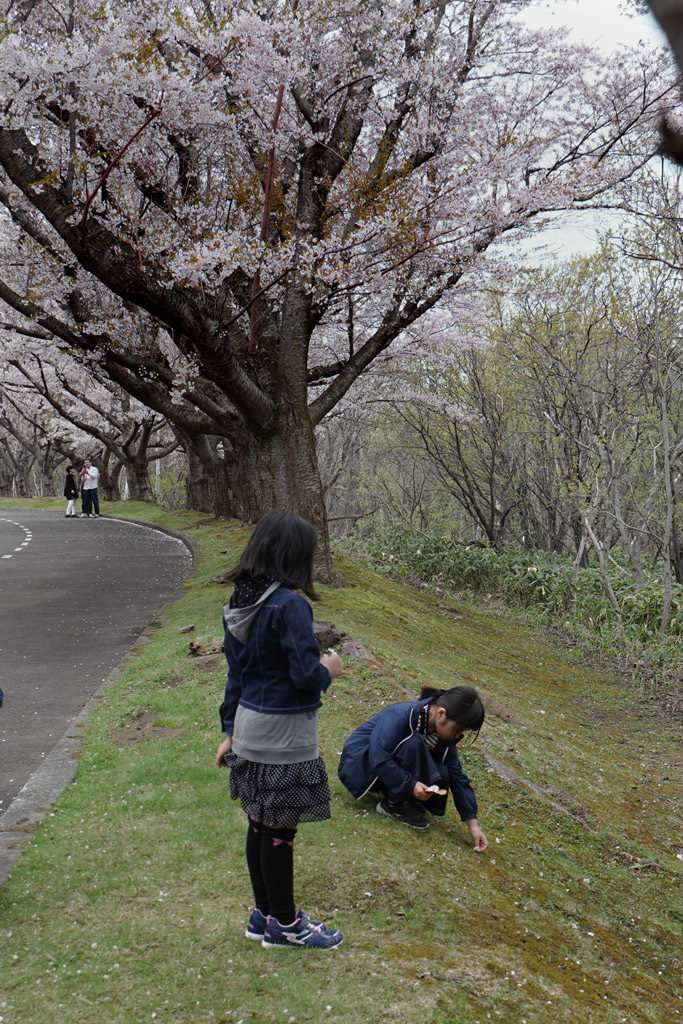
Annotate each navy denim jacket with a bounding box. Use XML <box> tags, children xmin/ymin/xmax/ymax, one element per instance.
<box><xmin>337</xmin><ymin>699</ymin><xmax>478</xmax><ymax>820</ymax></box>
<box><xmin>220</xmin><ymin>585</ymin><xmax>332</xmax><ymax>735</ymax></box>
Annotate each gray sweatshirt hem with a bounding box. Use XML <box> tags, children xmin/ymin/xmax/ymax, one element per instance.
<box><xmin>232</xmin><ymin>705</ymin><xmax>319</xmax><ymax>765</ymax></box>
<box><xmin>231</xmin><ymin>738</ymin><xmax>320</xmax><ymax>764</ymax></box>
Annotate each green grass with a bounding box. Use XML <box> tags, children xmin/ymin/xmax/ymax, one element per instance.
<box><xmin>0</xmin><ymin>498</ymin><xmax>681</xmax><ymax>1024</ymax></box>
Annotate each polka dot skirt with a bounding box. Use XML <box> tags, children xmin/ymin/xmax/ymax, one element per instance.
<box><xmin>223</xmin><ymin>752</ymin><xmax>331</xmax><ymax>828</ymax></box>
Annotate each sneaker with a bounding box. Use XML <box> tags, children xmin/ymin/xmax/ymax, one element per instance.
<box><xmin>247</xmin><ymin>907</ymin><xmax>322</xmax><ymax>941</ymax></box>
<box><xmin>92</xmin><ymin>514</ymin><xmax>101</xmax><ymax>518</ymax></box>
<box><xmin>376</xmin><ymin>798</ymin><xmax>429</xmax><ymax>829</ymax></box>
<box><xmin>262</xmin><ymin>911</ymin><xmax>343</xmax><ymax>949</ymax></box>
<box><xmin>79</xmin><ymin>513</ymin><xmax>90</xmax><ymax>518</ymax></box>
<box><xmin>245</xmin><ymin>907</ymin><xmax>268</xmax><ymax>940</ymax></box>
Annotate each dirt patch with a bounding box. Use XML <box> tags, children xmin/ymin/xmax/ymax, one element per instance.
<box><xmin>189</xmin><ymin>652</ymin><xmax>222</xmax><ymax>671</ymax></box>
<box><xmin>313</xmin><ymin>620</ymin><xmax>379</xmax><ymax>664</ymax></box>
<box><xmin>338</xmin><ymin>638</ymin><xmax>380</xmax><ymax>665</ymax></box>
<box><xmin>484</xmin><ymin>698</ymin><xmax>523</xmax><ymax>725</ymax></box>
<box><xmin>188</xmin><ymin>640</ymin><xmax>223</xmax><ymax>658</ymax></box>
<box><xmin>112</xmin><ymin>708</ymin><xmax>186</xmax><ymax>747</ymax></box>
<box><xmin>210</xmin><ymin>571</ymin><xmax>232</xmax><ymax>584</ymax></box>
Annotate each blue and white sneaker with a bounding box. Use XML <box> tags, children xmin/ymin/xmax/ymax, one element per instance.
<box><xmin>262</xmin><ymin>911</ymin><xmax>343</xmax><ymax>949</ymax></box>
<box><xmin>246</xmin><ymin>907</ymin><xmax>323</xmax><ymax>941</ymax></box>
<box><xmin>245</xmin><ymin>907</ymin><xmax>268</xmax><ymax>940</ymax></box>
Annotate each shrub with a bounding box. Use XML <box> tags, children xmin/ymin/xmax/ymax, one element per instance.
<box><xmin>354</xmin><ymin>528</ymin><xmax>683</xmax><ymax>644</ymax></box>
<box><xmin>152</xmin><ymin>464</ymin><xmax>187</xmax><ymax>510</ymax></box>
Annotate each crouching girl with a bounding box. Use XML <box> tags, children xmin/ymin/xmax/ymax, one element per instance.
<box><xmin>337</xmin><ymin>685</ymin><xmax>488</xmax><ymax>849</ymax></box>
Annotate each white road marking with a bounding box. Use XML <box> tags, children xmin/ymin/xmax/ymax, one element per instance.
<box><xmin>0</xmin><ymin>517</ymin><xmax>34</xmax><ymax>560</ymax></box>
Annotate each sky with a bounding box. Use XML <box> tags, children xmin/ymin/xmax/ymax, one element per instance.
<box><xmin>524</xmin><ymin>0</ymin><xmax>665</xmax><ymax>51</ymax></box>
<box><xmin>507</xmin><ymin>0</ymin><xmax>670</xmax><ymax>262</ymax></box>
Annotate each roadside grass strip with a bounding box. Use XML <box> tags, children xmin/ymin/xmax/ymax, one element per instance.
<box><xmin>0</xmin><ymin>499</ymin><xmax>681</xmax><ymax>1024</ymax></box>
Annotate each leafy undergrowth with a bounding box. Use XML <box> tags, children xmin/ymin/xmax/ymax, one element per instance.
<box><xmin>0</xmin><ymin>499</ymin><xmax>681</xmax><ymax>1024</ymax></box>
<box><xmin>350</xmin><ymin>528</ymin><xmax>683</xmax><ymax>711</ymax></box>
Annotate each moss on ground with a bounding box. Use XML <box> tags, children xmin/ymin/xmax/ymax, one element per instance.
<box><xmin>0</xmin><ymin>499</ymin><xmax>680</xmax><ymax>1024</ymax></box>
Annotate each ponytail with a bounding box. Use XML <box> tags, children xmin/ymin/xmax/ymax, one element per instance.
<box><xmin>419</xmin><ymin>686</ymin><xmax>445</xmax><ymax>700</ymax></box>
<box><xmin>418</xmin><ymin>684</ymin><xmax>485</xmax><ymax>736</ymax></box>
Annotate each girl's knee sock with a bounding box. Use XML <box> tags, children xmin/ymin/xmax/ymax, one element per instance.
<box><xmin>260</xmin><ymin>824</ymin><xmax>297</xmax><ymax>924</ymax></box>
<box><xmin>245</xmin><ymin>819</ymin><xmax>269</xmax><ymax>915</ymax></box>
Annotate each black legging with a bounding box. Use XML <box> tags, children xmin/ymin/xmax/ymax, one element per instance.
<box><xmin>246</xmin><ymin>819</ymin><xmax>297</xmax><ymax>924</ymax></box>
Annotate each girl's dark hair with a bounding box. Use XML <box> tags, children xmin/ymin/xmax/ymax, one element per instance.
<box><xmin>226</xmin><ymin>510</ymin><xmax>319</xmax><ymax>599</ymax></box>
<box><xmin>67</xmin><ymin>466</ymin><xmax>75</xmax><ymax>472</ymax></box>
<box><xmin>419</xmin><ymin>684</ymin><xmax>485</xmax><ymax>735</ymax></box>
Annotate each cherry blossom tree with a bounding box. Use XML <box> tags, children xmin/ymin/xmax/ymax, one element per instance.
<box><xmin>0</xmin><ymin>0</ymin><xmax>675</xmax><ymax>577</ymax></box>
<box><xmin>8</xmin><ymin>353</ymin><xmax>180</xmax><ymax>500</ymax></box>
<box><xmin>0</xmin><ymin>365</ymin><xmax>66</xmax><ymax>495</ymax></box>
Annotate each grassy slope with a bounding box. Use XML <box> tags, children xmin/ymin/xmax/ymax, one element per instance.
<box><xmin>0</xmin><ymin>499</ymin><xmax>680</xmax><ymax>1024</ymax></box>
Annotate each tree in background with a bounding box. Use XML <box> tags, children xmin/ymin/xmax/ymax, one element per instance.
<box><xmin>0</xmin><ymin>0</ymin><xmax>674</xmax><ymax>577</ymax></box>
<box><xmin>0</xmin><ymin>370</ymin><xmax>61</xmax><ymax>496</ymax></box>
<box><xmin>324</xmin><ymin>242</ymin><xmax>683</xmax><ymax>634</ymax></box>
<box><xmin>9</xmin><ymin>353</ymin><xmax>180</xmax><ymax>501</ymax></box>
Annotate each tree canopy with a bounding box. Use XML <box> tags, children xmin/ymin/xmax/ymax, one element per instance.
<box><xmin>0</xmin><ymin>0</ymin><xmax>675</xmax><ymax>576</ymax></box>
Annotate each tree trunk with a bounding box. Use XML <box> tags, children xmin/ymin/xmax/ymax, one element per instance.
<box><xmin>178</xmin><ymin>413</ymin><xmax>339</xmax><ymax>583</ymax></box>
<box><xmin>657</xmin><ymin>361</ymin><xmax>674</xmax><ymax>636</ymax></box>
<box><xmin>125</xmin><ymin>457</ymin><xmax>155</xmax><ymax>502</ymax></box>
<box><xmin>178</xmin><ymin>431</ymin><xmax>231</xmax><ymax>516</ymax></box>
<box><xmin>582</xmin><ymin>514</ymin><xmax>623</xmax><ymax>624</ymax></box>
<box><xmin>97</xmin><ymin>452</ymin><xmax>122</xmax><ymax>501</ymax></box>
<box><xmin>672</xmin><ymin>511</ymin><xmax>683</xmax><ymax>586</ymax></box>
<box><xmin>13</xmin><ymin>473</ymin><xmax>31</xmax><ymax>497</ymax></box>
<box><xmin>0</xmin><ymin>464</ymin><xmax>14</xmax><ymax>496</ymax></box>
<box><xmin>231</xmin><ymin>407</ymin><xmax>338</xmax><ymax>583</ymax></box>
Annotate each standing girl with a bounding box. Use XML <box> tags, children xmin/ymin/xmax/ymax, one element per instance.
<box><xmin>338</xmin><ymin>685</ymin><xmax>488</xmax><ymax>849</ymax></box>
<box><xmin>63</xmin><ymin>465</ymin><xmax>79</xmax><ymax>517</ymax></box>
<box><xmin>215</xmin><ymin>511</ymin><xmax>344</xmax><ymax>949</ymax></box>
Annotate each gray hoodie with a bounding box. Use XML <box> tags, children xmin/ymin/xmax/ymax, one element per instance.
<box><xmin>223</xmin><ymin>581</ymin><xmax>282</xmax><ymax>643</ymax></box>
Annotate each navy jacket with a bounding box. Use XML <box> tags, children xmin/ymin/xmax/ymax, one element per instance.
<box><xmin>338</xmin><ymin>699</ymin><xmax>478</xmax><ymax>821</ymax></box>
<box><xmin>220</xmin><ymin>585</ymin><xmax>332</xmax><ymax>735</ymax></box>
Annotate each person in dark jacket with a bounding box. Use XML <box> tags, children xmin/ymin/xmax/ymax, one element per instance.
<box><xmin>338</xmin><ymin>685</ymin><xmax>488</xmax><ymax>848</ymax></box>
<box><xmin>63</xmin><ymin>466</ymin><xmax>79</xmax><ymax>517</ymax></box>
<box><xmin>215</xmin><ymin>510</ymin><xmax>344</xmax><ymax>950</ymax></box>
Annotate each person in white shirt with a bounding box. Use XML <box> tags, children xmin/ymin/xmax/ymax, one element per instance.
<box><xmin>80</xmin><ymin>460</ymin><xmax>101</xmax><ymax>517</ymax></box>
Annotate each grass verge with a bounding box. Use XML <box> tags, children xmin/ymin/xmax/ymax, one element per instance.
<box><xmin>0</xmin><ymin>498</ymin><xmax>681</xmax><ymax>1024</ymax></box>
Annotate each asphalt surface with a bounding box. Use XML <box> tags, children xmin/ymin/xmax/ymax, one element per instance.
<box><xmin>0</xmin><ymin>509</ymin><xmax>193</xmax><ymax>812</ymax></box>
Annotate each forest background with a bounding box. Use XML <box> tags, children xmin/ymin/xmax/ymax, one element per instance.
<box><xmin>1</xmin><ymin>0</ymin><xmax>683</xmax><ymax>705</ymax></box>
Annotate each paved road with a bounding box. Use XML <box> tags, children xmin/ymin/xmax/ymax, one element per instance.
<box><xmin>0</xmin><ymin>509</ymin><xmax>193</xmax><ymax>811</ymax></box>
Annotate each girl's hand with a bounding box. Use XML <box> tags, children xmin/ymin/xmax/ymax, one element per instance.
<box><xmin>413</xmin><ymin>781</ymin><xmax>432</xmax><ymax>801</ymax></box>
<box><xmin>321</xmin><ymin>650</ymin><xmax>343</xmax><ymax>677</ymax></box>
<box><xmin>216</xmin><ymin>735</ymin><xmax>233</xmax><ymax>767</ymax></box>
<box><xmin>466</xmin><ymin>819</ymin><xmax>488</xmax><ymax>851</ymax></box>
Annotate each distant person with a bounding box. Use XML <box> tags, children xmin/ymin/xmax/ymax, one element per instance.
<box><xmin>215</xmin><ymin>510</ymin><xmax>344</xmax><ymax>949</ymax></box>
<box><xmin>63</xmin><ymin>465</ymin><xmax>79</xmax><ymax>517</ymax></box>
<box><xmin>338</xmin><ymin>685</ymin><xmax>488</xmax><ymax>849</ymax></box>
<box><xmin>79</xmin><ymin>459</ymin><xmax>100</xmax><ymax>518</ymax></box>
